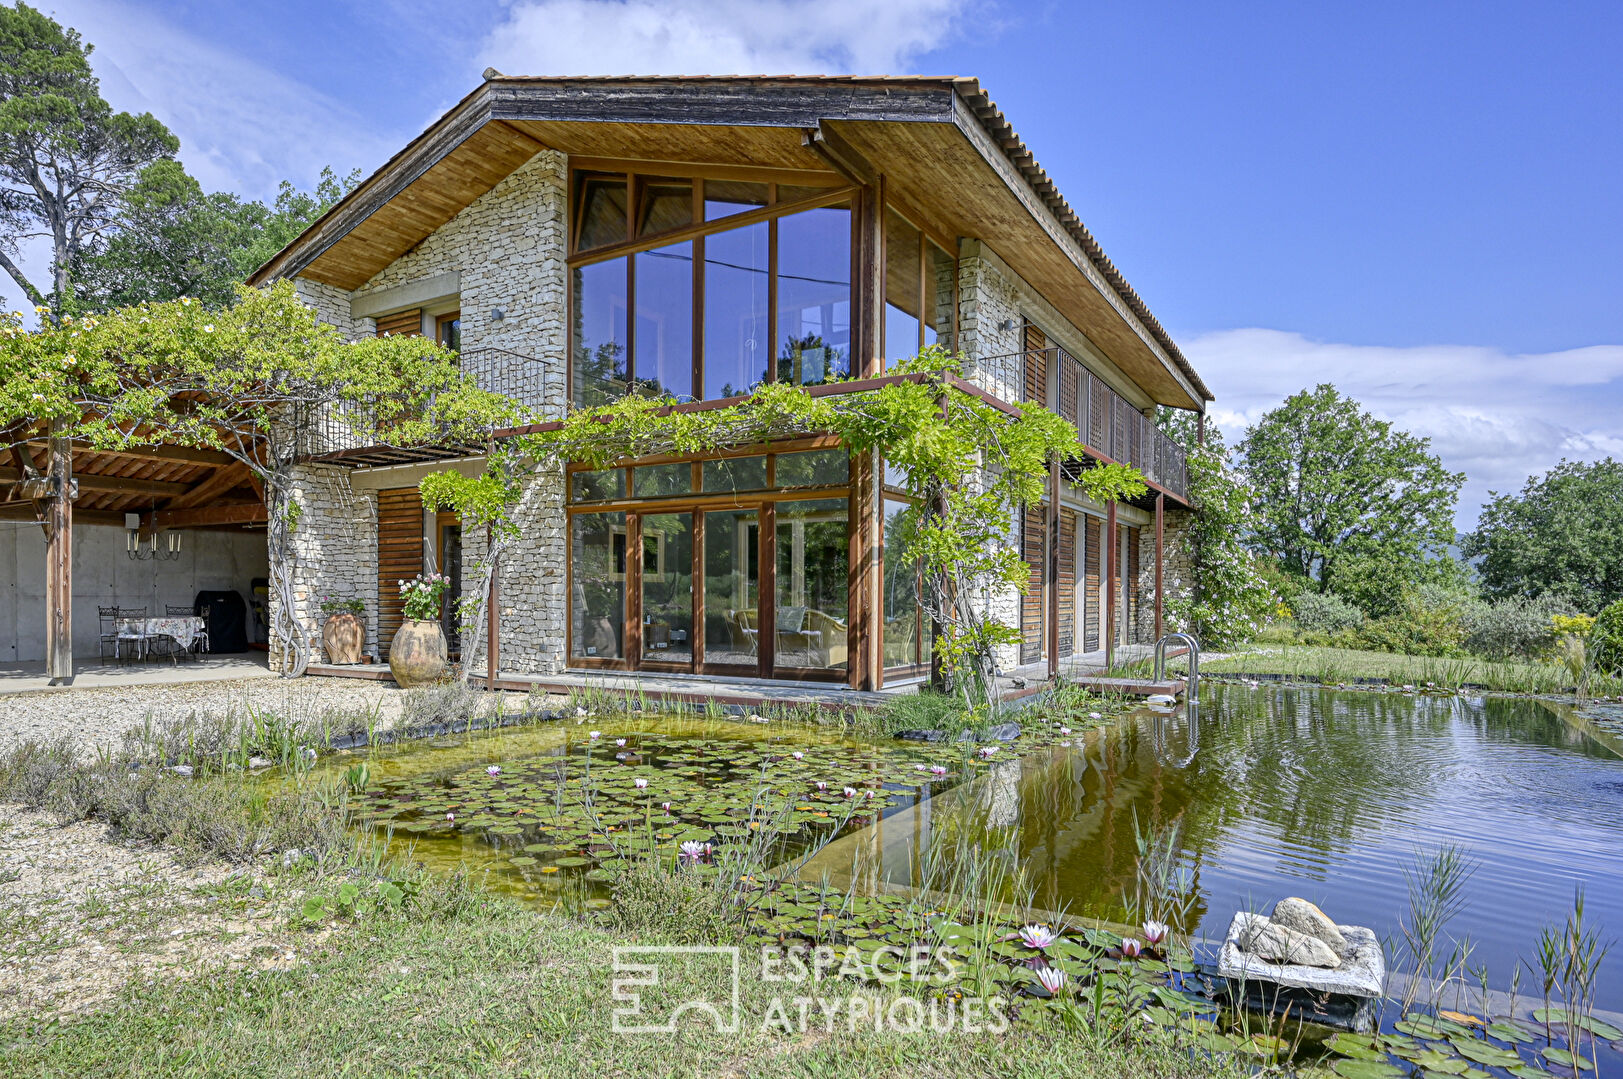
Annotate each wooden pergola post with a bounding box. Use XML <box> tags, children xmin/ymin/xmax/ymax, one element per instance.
<box><xmin>45</xmin><ymin>421</ymin><xmax>73</xmax><ymax>684</ymax></box>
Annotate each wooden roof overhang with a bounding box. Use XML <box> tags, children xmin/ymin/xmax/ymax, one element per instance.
<box><xmin>0</xmin><ymin>436</ymin><xmax>266</xmax><ymax>532</ymax></box>
<box><xmin>248</xmin><ymin>75</ymin><xmax>1211</xmax><ymax>413</ymax></box>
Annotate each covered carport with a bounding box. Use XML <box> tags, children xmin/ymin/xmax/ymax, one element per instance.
<box><xmin>0</xmin><ymin>429</ymin><xmax>268</xmax><ymax>684</ymax></box>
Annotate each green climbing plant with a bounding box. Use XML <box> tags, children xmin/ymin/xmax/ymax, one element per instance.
<box><xmin>422</xmin><ymin>347</ymin><xmax>1145</xmax><ymax>708</ymax></box>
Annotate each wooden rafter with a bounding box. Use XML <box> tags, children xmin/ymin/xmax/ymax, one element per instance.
<box><xmin>145</xmin><ymin>502</ymin><xmax>267</xmax><ymax>529</ymax></box>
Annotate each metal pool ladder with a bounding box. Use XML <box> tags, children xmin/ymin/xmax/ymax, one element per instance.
<box><xmin>1153</xmin><ymin>633</ymin><xmax>1201</xmax><ymax>702</ymax></box>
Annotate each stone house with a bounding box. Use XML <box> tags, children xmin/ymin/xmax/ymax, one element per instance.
<box><xmin>248</xmin><ymin>75</ymin><xmax>1214</xmax><ymax>690</ymax></box>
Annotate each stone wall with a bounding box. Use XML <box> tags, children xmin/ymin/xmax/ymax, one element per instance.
<box><xmin>268</xmin><ymin>464</ymin><xmax>378</xmax><ymax>667</ymax></box>
<box><xmin>293</xmin><ymin>278</ymin><xmax>373</xmax><ymax>341</ymax></box>
<box><xmin>351</xmin><ymin>150</ymin><xmax>569</xmax><ymax>416</ymax></box>
<box><xmin>1156</xmin><ymin>504</ymin><xmax>1196</xmax><ymax>637</ymax></box>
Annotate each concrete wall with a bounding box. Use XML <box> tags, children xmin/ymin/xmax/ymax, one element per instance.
<box><xmin>0</xmin><ymin>522</ymin><xmax>267</xmax><ymax>663</ymax></box>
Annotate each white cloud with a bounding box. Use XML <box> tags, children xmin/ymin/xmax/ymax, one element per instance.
<box><xmin>50</xmin><ymin>0</ymin><xmax>400</xmax><ymax>203</ymax></box>
<box><xmin>479</xmin><ymin>0</ymin><xmax>975</xmax><ymax>76</ymax></box>
<box><xmin>1183</xmin><ymin>328</ymin><xmax>1623</xmax><ymax>530</ymax></box>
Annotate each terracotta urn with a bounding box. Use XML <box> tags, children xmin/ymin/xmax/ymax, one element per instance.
<box><xmin>389</xmin><ymin>619</ymin><xmax>447</xmax><ymax>686</ymax></box>
<box><xmin>322</xmin><ymin>613</ymin><xmax>365</xmax><ymax>665</ymax></box>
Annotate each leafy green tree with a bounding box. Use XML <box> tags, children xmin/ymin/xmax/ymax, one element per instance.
<box><xmin>1463</xmin><ymin>458</ymin><xmax>1623</xmax><ymax>612</ymax></box>
<box><xmin>1238</xmin><ymin>384</ymin><xmax>1463</xmax><ymax>595</ymax></box>
<box><xmin>75</xmin><ymin>163</ymin><xmax>357</xmax><ymax>311</ymax></box>
<box><xmin>0</xmin><ymin>2</ymin><xmax>177</xmax><ymax>314</ymax></box>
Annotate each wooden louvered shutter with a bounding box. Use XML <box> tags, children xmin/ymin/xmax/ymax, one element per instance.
<box><xmin>1083</xmin><ymin>515</ymin><xmax>1101</xmax><ymax>652</ymax></box>
<box><xmin>1127</xmin><ymin>526</ymin><xmax>1141</xmax><ymax>644</ymax></box>
<box><xmin>1020</xmin><ymin>505</ymin><xmax>1046</xmax><ymax>664</ymax></box>
<box><xmin>1057</xmin><ymin>510</ymin><xmax>1077</xmax><ymax>657</ymax></box>
<box><xmin>1022</xmin><ymin>321</ymin><xmax>1047</xmax><ymax>407</ymax></box>
<box><xmin>377</xmin><ymin>488</ymin><xmax>425</xmax><ymax>658</ymax></box>
<box><xmin>1059</xmin><ymin>353</ymin><xmax>1078</xmax><ymax>431</ymax></box>
<box><xmin>375</xmin><ymin>308</ymin><xmax>423</xmax><ymax>337</ymax></box>
<box><xmin>1089</xmin><ymin>378</ymin><xmax>1109</xmax><ymax>452</ymax></box>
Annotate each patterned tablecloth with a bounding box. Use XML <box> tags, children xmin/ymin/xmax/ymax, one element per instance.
<box><xmin>117</xmin><ymin>616</ymin><xmax>205</xmax><ymax>651</ymax></box>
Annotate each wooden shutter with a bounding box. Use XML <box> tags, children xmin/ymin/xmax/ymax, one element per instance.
<box><xmin>377</xmin><ymin>487</ymin><xmax>425</xmax><ymax>658</ymax></box>
<box><xmin>1022</xmin><ymin>320</ymin><xmax>1047</xmax><ymax>407</ymax></box>
<box><xmin>1057</xmin><ymin>510</ymin><xmax>1077</xmax><ymax>657</ymax></box>
<box><xmin>1089</xmin><ymin>378</ymin><xmax>1109</xmax><ymax>452</ymax></box>
<box><xmin>1083</xmin><ymin>514</ymin><xmax>1101</xmax><ymax>653</ymax></box>
<box><xmin>1020</xmin><ymin>505</ymin><xmax>1046</xmax><ymax>664</ymax></box>
<box><xmin>375</xmin><ymin>308</ymin><xmax>423</xmax><ymax>337</ymax></box>
<box><xmin>1059</xmin><ymin>352</ymin><xmax>1079</xmax><ymax>432</ymax></box>
<box><xmin>1127</xmin><ymin>526</ymin><xmax>1141</xmax><ymax>644</ymax></box>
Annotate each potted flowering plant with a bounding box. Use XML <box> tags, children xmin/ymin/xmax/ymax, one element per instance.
<box><xmin>318</xmin><ymin>596</ymin><xmax>366</xmax><ymax>664</ymax></box>
<box><xmin>389</xmin><ymin>572</ymin><xmax>450</xmax><ymax>686</ymax></box>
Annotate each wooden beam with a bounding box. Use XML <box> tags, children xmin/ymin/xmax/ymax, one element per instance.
<box><xmin>163</xmin><ymin>463</ymin><xmax>254</xmax><ymax>510</ymax></box>
<box><xmin>26</xmin><ymin>440</ymin><xmax>237</xmax><ymax>467</ymax></box>
<box><xmin>0</xmin><ymin>467</ymin><xmax>193</xmax><ymax>499</ymax></box>
<box><xmin>146</xmin><ymin>502</ymin><xmax>267</xmax><ymax>529</ymax></box>
<box><xmin>0</xmin><ymin>503</ymin><xmax>122</xmax><ymax>526</ymax></box>
<box><xmin>45</xmin><ymin>423</ymin><xmax>72</xmax><ymax>685</ymax></box>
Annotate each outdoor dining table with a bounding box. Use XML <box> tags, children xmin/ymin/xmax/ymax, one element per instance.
<box><xmin>116</xmin><ymin>615</ymin><xmax>205</xmax><ymax>662</ymax></box>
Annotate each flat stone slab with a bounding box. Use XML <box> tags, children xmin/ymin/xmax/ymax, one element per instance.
<box><xmin>1216</xmin><ymin>911</ymin><xmax>1384</xmax><ymax>998</ymax></box>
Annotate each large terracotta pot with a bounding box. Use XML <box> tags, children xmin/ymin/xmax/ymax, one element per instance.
<box><xmin>322</xmin><ymin>613</ymin><xmax>365</xmax><ymax>665</ymax></box>
<box><xmin>389</xmin><ymin>619</ymin><xmax>447</xmax><ymax>686</ymax></box>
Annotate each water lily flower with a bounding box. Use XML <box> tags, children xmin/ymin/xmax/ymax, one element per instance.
<box><xmin>1018</xmin><ymin>924</ymin><xmax>1058</xmax><ymax>950</ymax></box>
<box><xmin>863</xmin><ymin>790</ymin><xmax>874</xmax><ymax>800</ymax></box>
<box><xmin>615</xmin><ymin>738</ymin><xmax>627</xmax><ymax>747</ymax></box>
<box><xmin>1141</xmin><ymin>921</ymin><xmax>1168</xmax><ymax>946</ymax></box>
<box><xmin>1034</xmin><ymin>965</ymin><xmax>1068</xmax><ymax>995</ymax></box>
<box><xmin>445</xmin><ymin>812</ymin><xmax>455</xmax><ymax>822</ymax></box>
<box><xmin>1058</xmin><ymin>726</ymin><xmax>1072</xmax><ymax>735</ymax></box>
<box><xmin>660</xmin><ymin>802</ymin><xmax>672</xmax><ymax>812</ymax></box>
<box><xmin>486</xmin><ymin>765</ymin><xmax>501</xmax><ymax>776</ymax></box>
<box><xmin>1088</xmin><ymin>711</ymin><xmax>1103</xmax><ymax>720</ymax></box>
<box><xmin>791</xmin><ymin>751</ymin><xmax>804</xmax><ymax>760</ymax></box>
<box><xmin>678</xmin><ymin>840</ymin><xmax>711</xmax><ymax>862</ymax></box>
<box><xmin>1120</xmin><ymin>938</ymin><xmax>1143</xmax><ymax>958</ymax></box>
<box><xmin>633</xmin><ymin>777</ymin><xmax>648</xmax><ymax>789</ymax></box>
<box><xmin>815</xmin><ymin>781</ymin><xmax>828</xmax><ymax>791</ymax></box>
<box><xmin>978</xmin><ymin>746</ymin><xmax>998</xmax><ymax>759</ymax></box>
<box><xmin>589</xmin><ymin>731</ymin><xmax>601</xmax><ymax>740</ymax></box>
<box><xmin>929</xmin><ymin>765</ymin><xmax>948</xmax><ymax>776</ymax></box>
<box><xmin>843</xmin><ymin>787</ymin><xmax>858</xmax><ymax>798</ymax></box>
<box><xmin>914</xmin><ymin>764</ymin><xmax>927</xmax><ymax>771</ymax></box>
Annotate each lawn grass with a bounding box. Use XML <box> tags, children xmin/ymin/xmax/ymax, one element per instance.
<box><xmin>0</xmin><ymin>888</ymin><xmax>1236</xmax><ymax>1078</ymax></box>
<box><xmin>1180</xmin><ymin>641</ymin><xmax>1621</xmax><ymax>695</ymax></box>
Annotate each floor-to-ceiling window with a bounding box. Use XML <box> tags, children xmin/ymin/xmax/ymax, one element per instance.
<box><xmin>571</xmin><ymin>168</ymin><xmax>855</xmax><ymax>408</ymax></box>
<box><xmin>565</xmin><ymin>444</ymin><xmax>853</xmax><ymax>680</ymax></box>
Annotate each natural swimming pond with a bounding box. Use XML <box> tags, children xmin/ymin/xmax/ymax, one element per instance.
<box><xmin>340</xmin><ymin>685</ymin><xmax>1623</xmax><ymax>1009</ymax></box>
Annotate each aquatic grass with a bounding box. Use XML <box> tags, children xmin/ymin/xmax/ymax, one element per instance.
<box><xmin>1395</xmin><ymin>845</ymin><xmax>1476</xmax><ymax>1015</ymax></box>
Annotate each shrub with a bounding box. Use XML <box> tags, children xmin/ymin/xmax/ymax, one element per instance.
<box><xmin>1592</xmin><ymin>600</ymin><xmax>1623</xmax><ymax>677</ymax></box>
<box><xmin>1463</xmin><ymin>594</ymin><xmax>1574</xmax><ymax>660</ymax></box>
<box><xmin>1291</xmin><ymin>591</ymin><xmax>1365</xmax><ymax>635</ymax></box>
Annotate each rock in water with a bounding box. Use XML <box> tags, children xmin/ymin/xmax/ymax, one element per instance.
<box><xmin>1237</xmin><ymin>920</ymin><xmax>1341</xmax><ymax>969</ymax></box>
<box><xmin>1271</xmin><ymin>897</ymin><xmax>1348</xmax><ymax>958</ymax></box>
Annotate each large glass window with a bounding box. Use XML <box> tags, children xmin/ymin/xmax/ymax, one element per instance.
<box><xmin>776</xmin><ymin>205</ymin><xmax>852</xmax><ymax>386</ymax></box>
<box><xmin>632</xmin><ymin>242</ymin><xmax>693</xmax><ymax>398</ymax></box>
<box><xmin>572</xmin><ymin>258</ymin><xmax>628</xmax><ymax>407</ymax></box>
<box><xmin>703</xmin><ymin>455</ymin><xmax>768</xmax><ymax>493</ymax></box>
<box><xmin>704</xmin><ymin>180</ymin><xmax>769</xmax><ymax>221</ymax></box>
<box><xmin>575</xmin><ymin>174</ymin><xmax>628</xmax><ymax>252</ymax></box>
<box><xmin>703</xmin><ymin>222</ymin><xmax>769</xmax><ymax>398</ymax></box>
<box><xmin>632</xmin><ymin>462</ymin><xmax>692</xmax><ymax>499</ymax></box>
<box><xmin>703</xmin><ymin>508</ymin><xmax>759</xmax><ymax>668</ymax></box>
<box><xmin>637</xmin><ymin>177</ymin><xmax>693</xmax><ymax>238</ymax></box>
<box><xmin>640</xmin><ymin>512</ymin><xmax>693</xmax><ymax>665</ymax></box>
<box><xmin>571</xmin><ymin>512</ymin><xmax>626</xmax><ymax>660</ymax></box>
<box><xmin>884</xmin><ymin>210</ymin><xmax>923</xmax><ymax>366</ymax></box>
<box><xmin>774</xmin><ymin>498</ymin><xmax>848</xmax><ymax>671</ymax></box>
<box><xmin>776</xmin><ymin>448</ymin><xmax>848</xmax><ymax>488</ymax></box>
<box><xmin>883</xmin><ymin>497</ymin><xmax>930</xmax><ymax>671</ymax></box>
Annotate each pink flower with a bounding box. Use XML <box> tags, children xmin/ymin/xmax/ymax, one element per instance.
<box><xmin>1141</xmin><ymin>921</ymin><xmax>1168</xmax><ymax>946</ymax></box>
<box><xmin>679</xmin><ymin>840</ymin><xmax>711</xmax><ymax>863</ymax></box>
<box><xmin>615</xmin><ymin>738</ymin><xmax>626</xmax><ymax>747</ymax></box>
<box><xmin>929</xmin><ymin>765</ymin><xmax>948</xmax><ymax>776</ymax></box>
<box><xmin>1018</xmin><ymin>924</ymin><xmax>1057</xmax><ymax>950</ymax></box>
<box><xmin>445</xmin><ymin>812</ymin><xmax>455</xmax><ymax>822</ymax></box>
<box><xmin>660</xmin><ymin>801</ymin><xmax>671</xmax><ymax>812</ymax></box>
<box><xmin>589</xmin><ymin>731</ymin><xmax>601</xmax><ymax>740</ymax></box>
<box><xmin>486</xmin><ymin>765</ymin><xmax>501</xmax><ymax>776</ymax></box>
<box><xmin>1058</xmin><ymin>726</ymin><xmax>1072</xmax><ymax>735</ymax></box>
<box><xmin>633</xmin><ymin>777</ymin><xmax>648</xmax><ymax>789</ymax></box>
<box><xmin>1034</xmin><ymin>965</ymin><xmax>1068</xmax><ymax>995</ymax></box>
<box><xmin>791</xmin><ymin>751</ymin><xmax>804</xmax><ymax>760</ymax></box>
<box><xmin>978</xmin><ymin>746</ymin><xmax>998</xmax><ymax>759</ymax></box>
<box><xmin>842</xmin><ymin>787</ymin><xmax>857</xmax><ymax>798</ymax></box>
<box><xmin>1120</xmin><ymin>938</ymin><xmax>1143</xmax><ymax>958</ymax></box>
<box><xmin>815</xmin><ymin>781</ymin><xmax>828</xmax><ymax>792</ymax></box>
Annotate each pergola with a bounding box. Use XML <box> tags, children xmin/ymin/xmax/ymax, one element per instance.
<box><xmin>0</xmin><ymin>422</ymin><xmax>266</xmax><ymax>683</ymax></box>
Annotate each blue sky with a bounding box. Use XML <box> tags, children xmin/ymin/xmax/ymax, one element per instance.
<box><xmin>41</xmin><ymin>0</ymin><xmax>1623</xmax><ymax>528</ymax></box>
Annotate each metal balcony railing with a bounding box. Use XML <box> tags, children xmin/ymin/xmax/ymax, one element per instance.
<box><xmin>974</xmin><ymin>346</ymin><xmax>1189</xmax><ymax>501</ymax></box>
